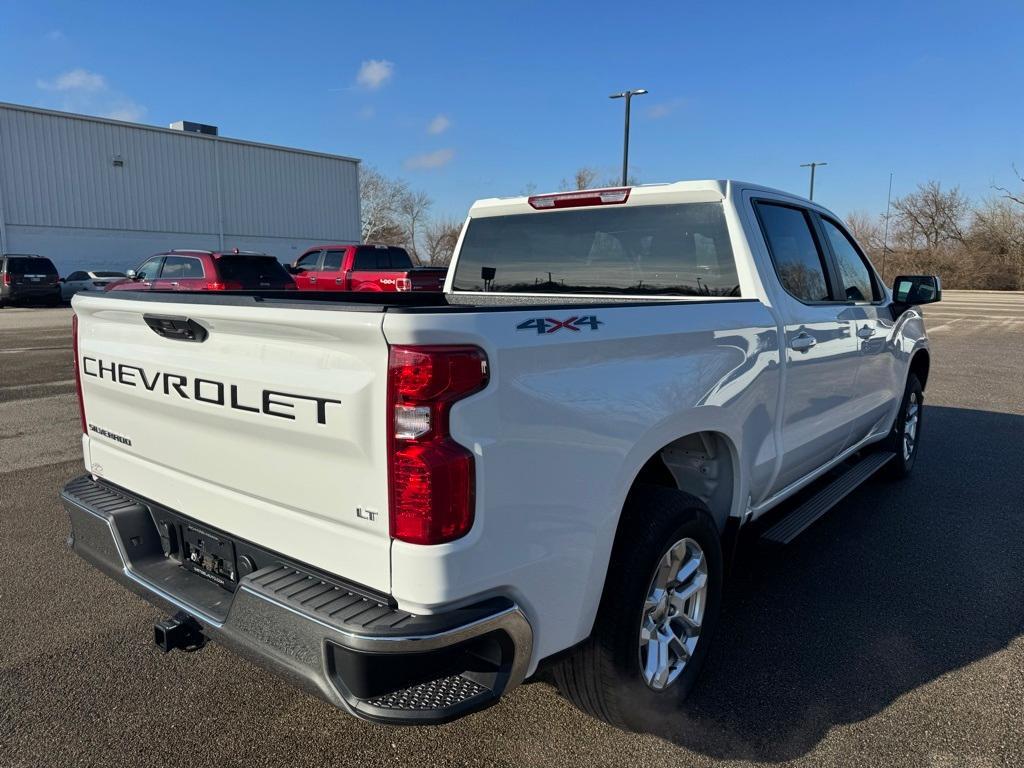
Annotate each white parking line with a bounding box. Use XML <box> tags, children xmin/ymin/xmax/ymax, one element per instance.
<box><xmin>926</xmin><ymin>319</ymin><xmax>962</xmax><ymax>333</ymax></box>
<box><xmin>0</xmin><ymin>378</ymin><xmax>76</xmax><ymax>391</ymax></box>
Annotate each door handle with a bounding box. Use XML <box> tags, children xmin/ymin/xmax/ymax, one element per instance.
<box><xmin>309</xmin><ymin>276</ymin><xmax>317</xmax><ymax>283</ymax></box>
<box><xmin>335</xmin><ymin>277</ymin><xmax>343</xmax><ymax>285</ymax></box>
<box><xmin>857</xmin><ymin>325</ymin><xmax>874</xmax><ymax>339</ymax></box>
<box><xmin>790</xmin><ymin>332</ymin><xmax>817</xmax><ymax>353</ymax></box>
<box><xmin>169</xmin><ymin>282</ymin><xmax>180</xmax><ymax>287</ymax></box>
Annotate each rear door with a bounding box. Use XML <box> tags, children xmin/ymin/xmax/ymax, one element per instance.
<box><xmin>73</xmin><ymin>294</ymin><xmax>393</xmax><ymax>591</ymax></box>
<box><xmin>752</xmin><ymin>200</ymin><xmax>863</xmax><ymax>493</ymax></box>
<box><xmin>292</xmin><ymin>249</ymin><xmax>323</xmax><ymax>290</ymax></box>
<box><xmin>316</xmin><ymin>248</ymin><xmax>349</xmax><ymax>291</ymax></box>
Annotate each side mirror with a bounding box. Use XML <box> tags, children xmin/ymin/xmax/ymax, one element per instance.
<box><xmin>126</xmin><ymin>269</ymin><xmax>138</xmax><ymax>280</ymax></box>
<box><xmin>892</xmin><ymin>275</ymin><xmax>941</xmax><ymax>306</ymax></box>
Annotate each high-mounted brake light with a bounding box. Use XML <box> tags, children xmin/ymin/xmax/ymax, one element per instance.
<box><xmin>387</xmin><ymin>345</ymin><xmax>489</xmax><ymax>545</ymax></box>
<box><xmin>71</xmin><ymin>314</ymin><xmax>87</xmax><ymax>434</ymax></box>
<box><xmin>528</xmin><ymin>187</ymin><xmax>631</xmax><ymax>210</ymax></box>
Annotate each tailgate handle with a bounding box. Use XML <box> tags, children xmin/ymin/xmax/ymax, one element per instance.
<box><xmin>143</xmin><ymin>314</ymin><xmax>208</xmax><ymax>342</ymax></box>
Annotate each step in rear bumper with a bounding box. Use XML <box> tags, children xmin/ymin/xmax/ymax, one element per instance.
<box><xmin>60</xmin><ymin>474</ymin><xmax>533</xmax><ymax>725</ymax></box>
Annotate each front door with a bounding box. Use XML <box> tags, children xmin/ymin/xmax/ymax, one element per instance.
<box><xmin>817</xmin><ymin>215</ymin><xmax>901</xmax><ymax>445</ymax></box>
<box><xmin>292</xmin><ymin>249</ymin><xmax>323</xmax><ymax>291</ymax></box>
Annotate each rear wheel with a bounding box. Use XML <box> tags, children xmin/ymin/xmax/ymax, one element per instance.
<box><xmin>553</xmin><ymin>485</ymin><xmax>722</xmax><ymax>731</ymax></box>
<box><xmin>883</xmin><ymin>373</ymin><xmax>923</xmax><ymax>479</ymax></box>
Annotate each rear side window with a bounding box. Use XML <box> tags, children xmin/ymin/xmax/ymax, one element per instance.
<box><xmin>160</xmin><ymin>256</ymin><xmax>205</xmax><ymax>279</ymax></box>
<box><xmin>821</xmin><ymin>218</ymin><xmax>877</xmax><ymax>302</ymax></box>
<box><xmin>354</xmin><ymin>246</ymin><xmax>414</xmax><ymax>270</ymax></box>
<box><xmin>451</xmin><ymin>203</ymin><xmax>739</xmax><ymax>295</ymax></box>
<box><xmin>7</xmin><ymin>257</ymin><xmax>58</xmax><ymax>276</ymax></box>
<box><xmin>66</xmin><ymin>271</ymin><xmax>88</xmax><ymax>281</ymax></box>
<box><xmin>755</xmin><ymin>203</ymin><xmax>831</xmax><ymax>303</ymax></box>
<box><xmin>322</xmin><ymin>249</ymin><xmax>345</xmax><ymax>271</ymax></box>
<box><xmin>92</xmin><ymin>271</ymin><xmax>125</xmax><ymax>278</ymax></box>
<box><xmin>215</xmin><ymin>256</ymin><xmax>292</xmax><ymax>287</ymax></box>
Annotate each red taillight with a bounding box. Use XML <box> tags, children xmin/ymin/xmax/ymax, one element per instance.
<box><xmin>387</xmin><ymin>345</ymin><xmax>488</xmax><ymax>545</ymax></box>
<box><xmin>528</xmin><ymin>187</ymin><xmax>631</xmax><ymax>209</ymax></box>
<box><xmin>205</xmin><ymin>280</ymin><xmax>243</xmax><ymax>291</ymax></box>
<box><xmin>71</xmin><ymin>314</ymin><xmax>87</xmax><ymax>434</ymax></box>
<box><xmin>395</xmin><ymin>277</ymin><xmax>412</xmax><ymax>292</ymax></box>
<box><xmin>2</xmin><ymin>272</ymin><xmax>10</xmax><ymax>286</ymax></box>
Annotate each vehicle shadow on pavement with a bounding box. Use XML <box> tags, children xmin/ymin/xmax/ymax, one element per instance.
<box><xmin>648</xmin><ymin>405</ymin><xmax>1024</xmax><ymax>761</ymax></box>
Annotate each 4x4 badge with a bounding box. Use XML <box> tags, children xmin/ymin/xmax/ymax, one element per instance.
<box><xmin>516</xmin><ymin>315</ymin><xmax>603</xmax><ymax>335</ymax></box>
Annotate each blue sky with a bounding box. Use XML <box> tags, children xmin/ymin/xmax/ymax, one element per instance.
<box><xmin>2</xmin><ymin>0</ymin><xmax>1022</xmax><ymax>221</ymax></box>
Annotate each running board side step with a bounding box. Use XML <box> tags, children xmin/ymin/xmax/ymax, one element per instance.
<box><xmin>760</xmin><ymin>452</ymin><xmax>896</xmax><ymax>544</ymax></box>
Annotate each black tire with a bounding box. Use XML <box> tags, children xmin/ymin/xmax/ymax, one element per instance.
<box><xmin>882</xmin><ymin>373</ymin><xmax>924</xmax><ymax>479</ymax></box>
<box><xmin>553</xmin><ymin>485</ymin><xmax>723</xmax><ymax>731</ymax></box>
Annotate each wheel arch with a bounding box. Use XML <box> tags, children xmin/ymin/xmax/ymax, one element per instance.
<box><xmin>910</xmin><ymin>348</ymin><xmax>931</xmax><ymax>389</ymax></box>
<box><xmin>628</xmin><ymin>430</ymin><xmax>741</xmax><ymax>536</ymax></box>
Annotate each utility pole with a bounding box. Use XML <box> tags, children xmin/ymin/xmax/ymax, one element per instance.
<box><xmin>881</xmin><ymin>172</ymin><xmax>894</xmax><ymax>278</ymax></box>
<box><xmin>609</xmin><ymin>89</ymin><xmax>648</xmax><ymax>186</ymax></box>
<box><xmin>800</xmin><ymin>161</ymin><xmax>828</xmax><ymax>201</ymax></box>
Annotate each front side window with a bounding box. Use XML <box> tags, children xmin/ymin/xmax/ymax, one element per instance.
<box><xmin>295</xmin><ymin>250</ymin><xmax>322</xmax><ymax>271</ymax></box>
<box><xmin>160</xmin><ymin>256</ymin><xmax>205</xmax><ymax>279</ymax></box>
<box><xmin>135</xmin><ymin>257</ymin><xmax>163</xmax><ymax>280</ymax></box>
<box><xmin>451</xmin><ymin>203</ymin><xmax>739</xmax><ymax>295</ymax></box>
<box><xmin>755</xmin><ymin>203</ymin><xmax>831</xmax><ymax>303</ymax></box>
<box><xmin>821</xmin><ymin>218</ymin><xmax>876</xmax><ymax>302</ymax></box>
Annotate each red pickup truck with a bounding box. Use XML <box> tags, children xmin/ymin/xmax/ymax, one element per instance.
<box><xmin>288</xmin><ymin>244</ymin><xmax>447</xmax><ymax>292</ymax></box>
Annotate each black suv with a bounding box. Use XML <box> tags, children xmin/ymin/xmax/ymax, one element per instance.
<box><xmin>0</xmin><ymin>254</ymin><xmax>61</xmax><ymax>307</ymax></box>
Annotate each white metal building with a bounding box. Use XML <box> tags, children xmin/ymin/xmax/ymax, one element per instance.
<box><xmin>0</xmin><ymin>102</ymin><xmax>361</xmax><ymax>273</ymax></box>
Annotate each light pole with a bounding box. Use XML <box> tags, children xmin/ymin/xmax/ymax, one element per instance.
<box><xmin>609</xmin><ymin>89</ymin><xmax>647</xmax><ymax>186</ymax></box>
<box><xmin>800</xmin><ymin>161</ymin><xmax>828</xmax><ymax>201</ymax></box>
<box><xmin>881</xmin><ymin>172</ymin><xmax>894</xmax><ymax>279</ymax></box>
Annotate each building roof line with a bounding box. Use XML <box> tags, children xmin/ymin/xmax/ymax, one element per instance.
<box><xmin>0</xmin><ymin>101</ymin><xmax>361</xmax><ymax>165</ymax></box>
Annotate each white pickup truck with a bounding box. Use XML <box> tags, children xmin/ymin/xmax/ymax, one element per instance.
<box><xmin>62</xmin><ymin>180</ymin><xmax>940</xmax><ymax>730</ymax></box>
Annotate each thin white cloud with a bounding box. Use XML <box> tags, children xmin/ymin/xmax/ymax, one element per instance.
<box><xmin>104</xmin><ymin>102</ymin><xmax>147</xmax><ymax>122</ymax></box>
<box><xmin>45</xmin><ymin>30</ymin><xmax>65</xmax><ymax>42</ymax></box>
<box><xmin>37</xmin><ymin>68</ymin><xmax>107</xmax><ymax>92</ymax></box>
<box><xmin>405</xmin><ymin>148</ymin><xmax>455</xmax><ymax>170</ymax></box>
<box><xmin>356</xmin><ymin>59</ymin><xmax>394</xmax><ymax>90</ymax></box>
<box><xmin>36</xmin><ymin>69</ymin><xmax>146</xmax><ymax>123</ymax></box>
<box><xmin>427</xmin><ymin>114</ymin><xmax>451</xmax><ymax>135</ymax></box>
<box><xmin>645</xmin><ymin>97</ymin><xmax>687</xmax><ymax>120</ymax></box>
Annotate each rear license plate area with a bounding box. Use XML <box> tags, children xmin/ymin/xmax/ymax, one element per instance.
<box><xmin>181</xmin><ymin>524</ymin><xmax>237</xmax><ymax>589</ymax></box>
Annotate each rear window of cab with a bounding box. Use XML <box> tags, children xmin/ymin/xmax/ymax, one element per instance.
<box><xmin>451</xmin><ymin>202</ymin><xmax>739</xmax><ymax>296</ymax></box>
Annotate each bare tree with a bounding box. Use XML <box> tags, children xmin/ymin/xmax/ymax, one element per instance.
<box><xmin>891</xmin><ymin>181</ymin><xmax>969</xmax><ymax>252</ymax></box>
<box><xmin>993</xmin><ymin>163</ymin><xmax>1024</xmax><ymax>208</ymax></box>
<box><xmin>360</xmin><ymin>166</ymin><xmax>408</xmax><ymax>244</ymax></box>
<box><xmin>398</xmin><ymin>189</ymin><xmax>433</xmax><ymax>260</ymax></box>
<box><xmin>424</xmin><ymin>217</ymin><xmax>463</xmax><ymax>266</ymax></box>
<box><xmin>845</xmin><ymin>210</ymin><xmax>884</xmax><ymax>255</ymax></box>
<box><xmin>560</xmin><ymin>167</ymin><xmax>600</xmax><ymax>191</ymax></box>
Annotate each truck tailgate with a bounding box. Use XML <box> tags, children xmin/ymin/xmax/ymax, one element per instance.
<box><xmin>73</xmin><ymin>294</ymin><xmax>392</xmax><ymax>593</ymax></box>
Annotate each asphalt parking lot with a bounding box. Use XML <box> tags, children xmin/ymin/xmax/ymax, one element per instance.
<box><xmin>1</xmin><ymin>292</ymin><xmax>1022</xmax><ymax>768</ymax></box>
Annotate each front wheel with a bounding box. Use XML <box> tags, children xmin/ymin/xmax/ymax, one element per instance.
<box><xmin>553</xmin><ymin>485</ymin><xmax>723</xmax><ymax>731</ymax></box>
<box><xmin>883</xmin><ymin>373</ymin><xmax>924</xmax><ymax>479</ymax></box>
